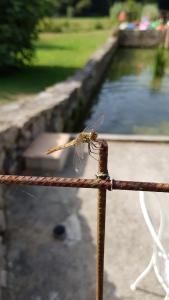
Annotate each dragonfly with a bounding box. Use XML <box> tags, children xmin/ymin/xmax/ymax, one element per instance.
<box><xmin>46</xmin><ymin>114</ymin><xmax>104</xmax><ymax>172</ymax></box>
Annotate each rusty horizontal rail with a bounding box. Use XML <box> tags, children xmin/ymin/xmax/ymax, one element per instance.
<box><xmin>1</xmin><ymin>175</ymin><xmax>169</xmax><ymax>193</ymax></box>
<box><xmin>112</xmin><ymin>180</ymin><xmax>169</xmax><ymax>193</ymax></box>
<box><xmin>0</xmin><ymin>175</ymin><xmax>112</xmax><ymax>190</ymax></box>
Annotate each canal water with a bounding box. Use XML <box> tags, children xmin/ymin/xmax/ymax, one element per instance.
<box><xmin>85</xmin><ymin>49</ymin><xmax>169</xmax><ymax>135</ymax></box>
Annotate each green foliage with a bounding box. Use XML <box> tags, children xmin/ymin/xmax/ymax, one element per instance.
<box><xmin>75</xmin><ymin>0</ymin><xmax>91</xmax><ymax>15</ymax></box>
<box><xmin>110</xmin><ymin>1</ymin><xmax>159</xmax><ymax>22</ymax></box>
<box><xmin>38</xmin><ymin>17</ymin><xmax>112</xmax><ymax>33</ymax></box>
<box><xmin>54</xmin><ymin>0</ymin><xmax>110</xmax><ymax>16</ymax></box>
<box><xmin>56</xmin><ymin>0</ymin><xmax>92</xmax><ymax>16</ymax></box>
<box><xmin>94</xmin><ymin>21</ymin><xmax>104</xmax><ymax>30</ymax></box>
<box><xmin>125</xmin><ymin>0</ymin><xmax>142</xmax><ymax>22</ymax></box>
<box><xmin>66</xmin><ymin>6</ymin><xmax>75</xmax><ymax>18</ymax></box>
<box><xmin>154</xmin><ymin>47</ymin><xmax>166</xmax><ymax>78</ymax></box>
<box><xmin>142</xmin><ymin>3</ymin><xmax>159</xmax><ymax>20</ymax></box>
<box><xmin>109</xmin><ymin>2</ymin><xmax>124</xmax><ymax>22</ymax></box>
<box><xmin>110</xmin><ymin>0</ymin><xmax>142</xmax><ymax>22</ymax></box>
<box><xmin>0</xmin><ymin>0</ymin><xmax>54</xmax><ymax>70</ymax></box>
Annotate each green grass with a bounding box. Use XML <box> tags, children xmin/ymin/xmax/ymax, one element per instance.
<box><xmin>0</xmin><ymin>30</ymin><xmax>110</xmax><ymax>103</ymax></box>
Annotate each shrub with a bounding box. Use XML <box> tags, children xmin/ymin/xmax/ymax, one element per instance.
<box><xmin>110</xmin><ymin>0</ymin><xmax>142</xmax><ymax>23</ymax></box>
<box><xmin>142</xmin><ymin>4</ymin><xmax>160</xmax><ymax>21</ymax></box>
<box><xmin>38</xmin><ymin>17</ymin><xmax>112</xmax><ymax>33</ymax></box>
<box><xmin>75</xmin><ymin>0</ymin><xmax>91</xmax><ymax>15</ymax></box>
<box><xmin>153</xmin><ymin>47</ymin><xmax>166</xmax><ymax>78</ymax></box>
<box><xmin>66</xmin><ymin>6</ymin><xmax>75</xmax><ymax>18</ymax></box>
<box><xmin>124</xmin><ymin>0</ymin><xmax>142</xmax><ymax>22</ymax></box>
<box><xmin>94</xmin><ymin>22</ymin><xmax>104</xmax><ymax>30</ymax></box>
<box><xmin>109</xmin><ymin>2</ymin><xmax>124</xmax><ymax>23</ymax></box>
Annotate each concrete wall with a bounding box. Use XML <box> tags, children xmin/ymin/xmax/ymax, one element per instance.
<box><xmin>119</xmin><ymin>29</ymin><xmax>165</xmax><ymax>47</ymax></box>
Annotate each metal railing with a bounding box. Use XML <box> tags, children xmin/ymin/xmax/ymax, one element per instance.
<box><xmin>1</xmin><ymin>139</ymin><xmax>169</xmax><ymax>300</ymax></box>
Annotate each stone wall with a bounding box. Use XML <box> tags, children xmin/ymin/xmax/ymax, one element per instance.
<box><xmin>0</xmin><ymin>186</ymin><xmax>6</xmax><ymax>300</ymax></box>
<box><xmin>119</xmin><ymin>29</ymin><xmax>165</xmax><ymax>47</ymax></box>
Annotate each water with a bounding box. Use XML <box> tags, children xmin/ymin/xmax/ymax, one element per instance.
<box><xmin>85</xmin><ymin>49</ymin><xmax>169</xmax><ymax>135</ymax></box>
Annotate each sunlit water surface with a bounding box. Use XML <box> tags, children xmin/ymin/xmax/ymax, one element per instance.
<box><xmin>85</xmin><ymin>49</ymin><xmax>169</xmax><ymax>135</ymax></box>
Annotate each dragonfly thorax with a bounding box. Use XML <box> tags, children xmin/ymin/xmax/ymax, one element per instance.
<box><xmin>78</xmin><ymin>131</ymin><xmax>98</xmax><ymax>143</ymax></box>
<box><xmin>90</xmin><ymin>131</ymin><xmax>98</xmax><ymax>141</ymax></box>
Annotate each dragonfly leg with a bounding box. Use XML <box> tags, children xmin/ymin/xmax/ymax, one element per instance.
<box><xmin>88</xmin><ymin>143</ymin><xmax>96</xmax><ymax>154</ymax></box>
<box><xmin>88</xmin><ymin>143</ymin><xmax>99</xmax><ymax>161</ymax></box>
<box><xmin>90</xmin><ymin>153</ymin><xmax>99</xmax><ymax>161</ymax></box>
<box><xmin>88</xmin><ymin>143</ymin><xmax>90</xmax><ymax>155</ymax></box>
<box><xmin>90</xmin><ymin>143</ymin><xmax>99</xmax><ymax>155</ymax></box>
<box><xmin>91</xmin><ymin>141</ymin><xmax>101</xmax><ymax>149</ymax></box>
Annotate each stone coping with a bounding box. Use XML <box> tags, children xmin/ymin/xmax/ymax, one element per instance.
<box><xmin>119</xmin><ymin>29</ymin><xmax>165</xmax><ymax>47</ymax></box>
<box><xmin>23</xmin><ymin>133</ymin><xmax>70</xmax><ymax>171</ymax></box>
<box><xmin>71</xmin><ymin>133</ymin><xmax>169</xmax><ymax>143</ymax></box>
<box><xmin>98</xmin><ymin>133</ymin><xmax>169</xmax><ymax>143</ymax></box>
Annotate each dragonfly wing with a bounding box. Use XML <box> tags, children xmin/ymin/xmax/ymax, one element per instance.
<box><xmin>75</xmin><ymin>142</ymin><xmax>86</xmax><ymax>159</ymax></box>
<box><xmin>74</xmin><ymin>142</ymin><xmax>86</xmax><ymax>173</ymax></box>
<box><xmin>83</xmin><ymin>113</ymin><xmax>104</xmax><ymax>133</ymax></box>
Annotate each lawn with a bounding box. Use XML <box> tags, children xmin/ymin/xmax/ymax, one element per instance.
<box><xmin>0</xmin><ymin>30</ymin><xmax>111</xmax><ymax>103</ymax></box>
<box><xmin>38</xmin><ymin>17</ymin><xmax>112</xmax><ymax>33</ymax></box>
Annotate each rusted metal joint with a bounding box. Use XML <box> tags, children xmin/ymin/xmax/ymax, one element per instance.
<box><xmin>96</xmin><ymin>172</ymin><xmax>110</xmax><ymax>181</ymax></box>
<box><xmin>111</xmin><ymin>179</ymin><xmax>115</xmax><ymax>190</ymax></box>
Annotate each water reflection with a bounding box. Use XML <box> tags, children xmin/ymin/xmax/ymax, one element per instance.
<box><xmin>85</xmin><ymin>49</ymin><xmax>169</xmax><ymax>135</ymax></box>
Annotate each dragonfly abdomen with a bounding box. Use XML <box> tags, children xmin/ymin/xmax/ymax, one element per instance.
<box><xmin>47</xmin><ymin>140</ymin><xmax>76</xmax><ymax>154</ymax></box>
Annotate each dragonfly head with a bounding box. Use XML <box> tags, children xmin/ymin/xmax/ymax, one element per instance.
<box><xmin>90</xmin><ymin>131</ymin><xmax>98</xmax><ymax>141</ymax></box>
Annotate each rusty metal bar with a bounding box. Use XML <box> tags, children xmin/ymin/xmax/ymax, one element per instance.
<box><xmin>1</xmin><ymin>175</ymin><xmax>169</xmax><ymax>193</ymax></box>
<box><xmin>0</xmin><ymin>175</ymin><xmax>111</xmax><ymax>190</ymax></box>
<box><xmin>112</xmin><ymin>180</ymin><xmax>169</xmax><ymax>193</ymax></box>
<box><xmin>96</xmin><ymin>140</ymin><xmax>110</xmax><ymax>300</ymax></box>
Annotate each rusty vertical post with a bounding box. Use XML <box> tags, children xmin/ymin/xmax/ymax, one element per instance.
<box><xmin>96</xmin><ymin>140</ymin><xmax>109</xmax><ymax>300</ymax></box>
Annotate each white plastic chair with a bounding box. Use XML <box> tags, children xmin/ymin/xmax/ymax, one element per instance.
<box><xmin>130</xmin><ymin>191</ymin><xmax>169</xmax><ymax>300</ymax></box>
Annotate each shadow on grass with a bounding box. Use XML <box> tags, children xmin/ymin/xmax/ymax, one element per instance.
<box><xmin>0</xmin><ymin>65</ymin><xmax>79</xmax><ymax>102</ymax></box>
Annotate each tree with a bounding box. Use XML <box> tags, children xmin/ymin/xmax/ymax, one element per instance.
<box><xmin>111</xmin><ymin>0</ymin><xmax>169</xmax><ymax>10</ymax></box>
<box><xmin>158</xmin><ymin>0</ymin><xmax>169</xmax><ymax>9</ymax></box>
<box><xmin>91</xmin><ymin>0</ymin><xmax>111</xmax><ymax>15</ymax></box>
<box><xmin>75</xmin><ymin>0</ymin><xmax>92</xmax><ymax>15</ymax></box>
<box><xmin>52</xmin><ymin>0</ymin><xmax>111</xmax><ymax>16</ymax></box>
<box><xmin>57</xmin><ymin>0</ymin><xmax>92</xmax><ymax>16</ymax></box>
<box><xmin>0</xmin><ymin>0</ymin><xmax>54</xmax><ymax>70</ymax></box>
<box><xmin>65</xmin><ymin>0</ymin><xmax>111</xmax><ymax>16</ymax></box>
